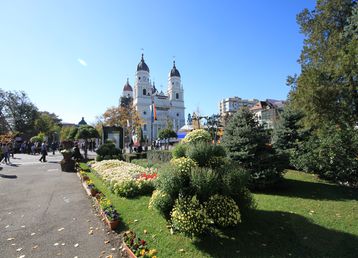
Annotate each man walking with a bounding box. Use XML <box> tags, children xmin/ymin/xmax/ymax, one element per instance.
<box><xmin>39</xmin><ymin>142</ymin><xmax>48</xmax><ymax>162</ymax></box>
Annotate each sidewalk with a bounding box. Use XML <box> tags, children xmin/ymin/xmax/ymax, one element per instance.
<box><xmin>0</xmin><ymin>154</ymin><xmax>123</xmax><ymax>258</ymax></box>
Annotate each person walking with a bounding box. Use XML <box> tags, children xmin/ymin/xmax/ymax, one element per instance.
<box><xmin>39</xmin><ymin>142</ymin><xmax>48</xmax><ymax>162</ymax></box>
<box><xmin>51</xmin><ymin>141</ymin><xmax>57</xmax><ymax>155</ymax></box>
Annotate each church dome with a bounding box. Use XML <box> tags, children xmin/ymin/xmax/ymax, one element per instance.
<box><xmin>123</xmin><ymin>78</ymin><xmax>133</xmax><ymax>92</ymax></box>
<box><xmin>170</xmin><ymin>61</ymin><xmax>181</xmax><ymax>77</ymax></box>
<box><xmin>137</xmin><ymin>54</ymin><xmax>150</xmax><ymax>72</ymax></box>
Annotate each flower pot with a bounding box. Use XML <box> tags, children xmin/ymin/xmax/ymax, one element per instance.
<box><xmin>90</xmin><ymin>188</ymin><xmax>98</xmax><ymax>197</ymax></box>
<box><xmin>104</xmin><ymin>214</ymin><xmax>119</xmax><ymax>230</ymax></box>
<box><xmin>123</xmin><ymin>243</ymin><xmax>137</xmax><ymax>258</ymax></box>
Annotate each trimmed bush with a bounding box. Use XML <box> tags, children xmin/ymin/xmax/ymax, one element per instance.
<box><xmin>148</xmin><ymin>190</ymin><xmax>174</xmax><ymax>217</ymax></box>
<box><xmin>182</xmin><ymin>129</ymin><xmax>211</xmax><ymax>144</ymax></box>
<box><xmin>189</xmin><ymin>167</ymin><xmax>220</xmax><ymax>202</ymax></box>
<box><xmin>147</xmin><ymin>150</ymin><xmax>172</xmax><ymax>163</ymax></box>
<box><xmin>172</xmin><ymin>143</ymin><xmax>187</xmax><ymax>159</ymax></box>
<box><xmin>170</xmin><ymin>195</ymin><xmax>210</xmax><ymax>237</ymax></box>
<box><xmin>96</xmin><ymin>142</ymin><xmax>122</xmax><ymax>161</ymax></box>
<box><xmin>156</xmin><ymin>165</ymin><xmax>192</xmax><ymax>198</ymax></box>
<box><xmin>112</xmin><ymin>179</ymin><xmax>155</xmax><ymax>198</ymax></box>
<box><xmin>204</xmin><ymin>195</ymin><xmax>241</xmax><ymax>227</ymax></box>
<box><xmin>170</xmin><ymin>157</ymin><xmax>197</xmax><ymax>175</ymax></box>
<box><xmin>186</xmin><ymin>142</ymin><xmax>226</xmax><ymax>168</ymax></box>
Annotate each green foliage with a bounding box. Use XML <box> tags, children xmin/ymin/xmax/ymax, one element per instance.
<box><xmin>170</xmin><ymin>157</ymin><xmax>197</xmax><ymax>176</ymax></box>
<box><xmin>222</xmin><ymin>108</ymin><xmax>285</xmax><ymax>189</ymax></box>
<box><xmin>0</xmin><ymin>89</ymin><xmax>38</xmax><ymax>134</ymax></box>
<box><xmin>96</xmin><ymin>141</ymin><xmax>122</xmax><ymax>161</ymax></box>
<box><xmin>75</xmin><ymin>125</ymin><xmax>99</xmax><ymax>140</ymax></box>
<box><xmin>189</xmin><ymin>167</ymin><xmax>220</xmax><ymax>202</ymax></box>
<box><xmin>314</xmin><ymin>125</ymin><xmax>358</xmax><ymax>186</ymax></box>
<box><xmin>147</xmin><ymin>150</ymin><xmax>172</xmax><ymax>163</ymax></box>
<box><xmin>172</xmin><ymin>143</ymin><xmax>187</xmax><ymax>159</ymax></box>
<box><xmin>204</xmin><ymin>195</ymin><xmax>241</xmax><ymax>227</ymax></box>
<box><xmin>30</xmin><ymin>132</ymin><xmax>45</xmax><ymax>143</ymax></box>
<box><xmin>220</xmin><ymin>165</ymin><xmax>250</xmax><ymax>196</ymax></box>
<box><xmin>170</xmin><ymin>195</ymin><xmax>210</xmax><ymax>237</ymax></box>
<box><xmin>156</xmin><ymin>165</ymin><xmax>192</xmax><ymax>198</ymax></box>
<box><xmin>148</xmin><ymin>190</ymin><xmax>174</xmax><ymax>217</ymax></box>
<box><xmin>158</xmin><ymin>128</ymin><xmax>177</xmax><ymax>139</ymax></box>
<box><xmin>290</xmin><ymin>0</ymin><xmax>357</xmax><ymax>127</ymax></box>
<box><xmin>182</xmin><ymin>129</ymin><xmax>211</xmax><ymax>144</ymax></box>
<box><xmin>186</xmin><ymin>142</ymin><xmax>226</xmax><ymax>168</ymax></box>
<box><xmin>272</xmin><ymin>106</ymin><xmax>306</xmax><ymax>167</ymax></box>
<box><xmin>67</xmin><ymin>126</ymin><xmax>78</xmax><ymax>140</ymax></box>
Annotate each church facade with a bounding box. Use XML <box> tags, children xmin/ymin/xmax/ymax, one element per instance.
<box><xmin>122</xmin><ymin>54</ymin><xmax>185</xmax><ymax>141</ymax></box>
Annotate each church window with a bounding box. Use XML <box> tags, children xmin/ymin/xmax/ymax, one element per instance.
<box><xmin>176</xmin><ymin>113</ymin><xmax>179</xmax><ymax>117</ymax></box>
<box><xmin>139</xmin><ymin>77</ymin><xmax>141</xmax><ymax>80</ymax></box>
<box><xmin>143</xmin><ymin>89</ymin><xmax>147</xmax><ymax>96</ymax></box>
<box><xmin>143</xmin><ymin>124</ymin><xmax>147</xmax><ymax>131</ymax></box>
<box><xmin>176</xmin><ymin>93</ymin><xmax>179</xmax><ymax>99</ymax></box>
<box><xmin>143</xmin><ymin>111</ymin><xmax>147</xmax><ymax>115</ymax></box>
<box><xmin>172</xmin><ymin>82</ymin><xmax>174</xmax><ymax>85</ymax></box>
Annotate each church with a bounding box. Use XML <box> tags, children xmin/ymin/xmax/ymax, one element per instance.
<box><xmin>121</xmin><ymin>54</ymin><xmax>185</xmax><ymax>142</ymax></box>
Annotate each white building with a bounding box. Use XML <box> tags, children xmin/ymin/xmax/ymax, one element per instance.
<box><xmin>219</xmin><ymin>97</ymin><xmax>259</xmax><ymax>116</ymax></box>
<box><xmin>122</xmin><ymin>54</ymin><xmax>185</xmax><ymax>141</ymax></box>
<box><xmin>250</xmin><ymin>100</ymin><xmax>285</xmax><ymax>129</ymax></box>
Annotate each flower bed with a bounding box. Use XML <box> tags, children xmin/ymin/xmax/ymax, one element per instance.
<box><xmin>90</xmin><ymin>160</ymin><xmax>157</xmax><ymax>197</ymax></box>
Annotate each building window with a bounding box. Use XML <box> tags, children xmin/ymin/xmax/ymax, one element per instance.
<box><xmin>176</xmin><ymin>93</ymin><xmax>179</xmax><ymax>99</ymax></box>
<box><xmin>138</xmin><ymin>77</ymin><xmax>141</xmax><ymax>80</ymax></box>
<box><xmin>172</xmin><ymin>82</ymin><xmax>174</xmax><ymax>85</ymax></box>
<box><xmin>176</xmin><ymin>113</ymin><xmax>179</xmax><ymax>117</ymax></box>
<box><xmin>143</xmin><ymin>111</ymin><xmax>147</xmax><ymax>115</ymax></box>
<box><xmin>143</xmin><ymin>89</ymin><xmax>146</xmax><ymax>96</ymax></box>
<box><xmin>143</xmin><ymin>124</ymin><xmax>147</xmax><ymax>131</ymax></box>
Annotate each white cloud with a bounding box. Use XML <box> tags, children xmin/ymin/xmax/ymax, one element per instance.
<box><xmin>77</xmin><ymin>58</ymin><xmax>87</xmax><ymax>66</ymax></box>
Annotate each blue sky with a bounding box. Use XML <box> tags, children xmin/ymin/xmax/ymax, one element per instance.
<box><xmin>0</xmin><ymin>0</ymin><xmax>315</xmax><ymax>124</ymax></box>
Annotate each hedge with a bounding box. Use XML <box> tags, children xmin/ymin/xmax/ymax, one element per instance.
<box><xmin>147</xmin><ymin>150</ymin><xmax>172</xmax><ymax>163</ymax></box>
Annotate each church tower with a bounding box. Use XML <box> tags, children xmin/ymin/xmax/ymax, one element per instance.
<box><xmin>133</xmin><ymin>54</ymin><xmax>151</xmax><ymax>105</ymax></box>
<box><xmin>167</xmin><ymin>61</ymin><xmax>185</xmax><ymax>131</ymax></box>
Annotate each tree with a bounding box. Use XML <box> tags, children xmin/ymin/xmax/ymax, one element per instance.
<box><xmin>272</xmin><ymin>106</ymin><xmax>307</xmax><ymax>168</ymax></box>
<box><xmin>34</xmin><ymin>112</ymin><xmax>61</xmax><ymax>142</ymax></box>
<box><xmin>289</xmin><ymin>0</ymin><xmax>357</xmax><ymax>127</ymax></box>
<box><xmin>0</xmin><ymin>89</ymin><xmax>38</xmax><ymax>135</ymax></box>
<box><xmin>75</xmin><ymin>125</ymin><xmax>99</xmax><ymax>160</ymax></box>
<box><xmin>222</xmin><ymin>108</ymin><xmax>285</xmax><ymax>189</ymax></box>
<box><xmin>158</xmin><ymin>128</ymin><xmax>177</xmax><ymax>139</ymax></box>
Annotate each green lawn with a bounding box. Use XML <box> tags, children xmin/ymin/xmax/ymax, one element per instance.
<box><xmin>85</xmin><ymin>166</ymin><xmax>358</xmax><ymax>258</ymax></box>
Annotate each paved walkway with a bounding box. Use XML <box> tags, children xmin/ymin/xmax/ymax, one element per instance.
<box><xmin>0</xmin><ymin>153</ymin><xmax>123</xmax><ymax>258</ymax></box>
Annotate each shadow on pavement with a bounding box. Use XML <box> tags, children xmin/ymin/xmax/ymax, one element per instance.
<box><xmin>0</xmin><ymin>174</ymin><xmax>17</xmax><ymax>179</ymax></box>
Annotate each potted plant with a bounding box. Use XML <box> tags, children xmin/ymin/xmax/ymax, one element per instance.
<box><xmin>99</xmin><ymin>196</ymin><xmax>120</xmax><ymax>230</ymax></box>
<box><xmin>123</xmin><ymin>230</ymin><xmax>158</xmax><ymax>258</ymax></box>
<box><xmin>60</xmin><ymin>140</ymin><xmax>75</xmax><ymax>172</ymax></box>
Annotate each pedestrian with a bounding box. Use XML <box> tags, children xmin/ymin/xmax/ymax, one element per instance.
<box><xmin>39</xmin><ymin>142</ymin><xmax>48</xmax><ymax>162</ymax></box>
<box><xmin>51</xmin><ymin>141</ymin><xmax>57</xmax><ymax>155</ymax></box>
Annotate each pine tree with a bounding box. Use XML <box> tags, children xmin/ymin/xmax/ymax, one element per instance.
<box><xmin>222</xmin><ymin>108</ymin><xmax>285</xmax><ymax>189</ymax></box>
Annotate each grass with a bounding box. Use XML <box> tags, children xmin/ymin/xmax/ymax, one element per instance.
<box><xmin>83</xmin><ymin>164</ymin><xmax>358</xmax><ymax>258</ymax></box>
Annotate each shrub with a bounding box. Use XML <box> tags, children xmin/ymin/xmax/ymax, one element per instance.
<box><xmin>314</xmin><ymin>125</ymin><xmax>358</xmax><ymax>186</ymax></box>
<box><xmin>232</xmin><ymin>187</ymin><xmax>257</xmax><ymax>217</ymax></box>
<box><xmin>189</xmin><ymin>167</ymin><xmax>220</xmax><ymax>202</ymax></box>
<box><xmin>204</xmin><ymin>195</ymin><xmax>241</xmax><ymax>227</ymax></box>
<box><xmin>149</xmin><ymin>190</ymin><xmax>174</xmax><ymax>217</ymax></box>
<box><xmin>170</xmin><ymin>157</ymin><xmax>197</xmax><ymax>175</ymax></box>
<box><xmin>147</xmin><ymin>150</ymin><xmax>172</xmax><ymax>163</ymax></box>
<box><xmin>170</xmin><ymin>195</ymin><xmax>210</xmax><ymax>237</ymax></box>
<box><xmin>172</xmin><ymin>143</ymin><xmax>187</xmax><ymax>159</ymax></box>
<box><xmin>186</xmin><ymin>142</ymin><xmax>226</xmax><ymax>168</ymax></box>
<box><xmin>221</xmin><ymin>165</ymin><xmax>250</xmax><ymax>196</ymax></box>
<box><xmin>156</xmin><ymin>166</ymin><xmax>192</xmax><ymax>198</ymax></box>
<box><xmin>158</xmin><ymin>128</ymin><xmax>177</xmax><ymax>139</ymax></box>
<box><xmin>182</xmin><ymin>129</ymin><xmax>211</xmax><ymax>144</ymax></box>
<box><xmin>96</xmin><ymin>142</ymin><xmax>122</xmax><ymax>161</ymax></box>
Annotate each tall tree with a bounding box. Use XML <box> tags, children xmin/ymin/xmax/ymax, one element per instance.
<box><xmin>289</xmin><ymin>0</ymin><xmax>357</xmax><ymax>127</ymax></box>
<box><xmin>0</xmin><ymin>89</ymin><xmax>38</xmax><ymax>135</ymax></box>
